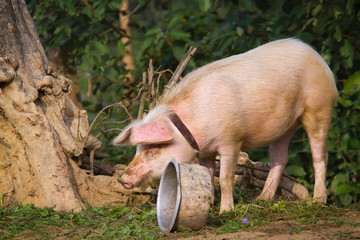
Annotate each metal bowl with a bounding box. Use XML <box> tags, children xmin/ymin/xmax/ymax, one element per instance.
<box><xmin>157</xmin><ymin>159</ymin><xmax>212</xmax><ymax>233</ymax></box>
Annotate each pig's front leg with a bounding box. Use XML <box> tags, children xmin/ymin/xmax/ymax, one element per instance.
<box><xmin>198</xmin><ymin>154</ymin><xmax>217</xmax><ymax>204</ymax></box>
<box><xmin>218</xmin><ymin>146</ymin><xmax>239</xmax><ymax>214</ymax></box>
<box><xmin>198</xmin><ymin>154</ymin><xmax>217</xmax><ymax>178</ymax></box>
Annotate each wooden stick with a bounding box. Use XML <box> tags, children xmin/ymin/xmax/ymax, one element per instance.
<box><xmin>89</xmin><ymin>144</ymin><xmax>101</xmax><ymax>176</ymax></box>
<box><xmin>137</xmin><ymin>72</ymin><xmax>147</xmax><ymax>119</ymax></box>
<box><xmin>164</xmin><ymin>46</ymin><xmax>197</xmax><ymax>93</ymax></box>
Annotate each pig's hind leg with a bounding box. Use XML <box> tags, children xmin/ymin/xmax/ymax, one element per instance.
<box><xmin>302</xmin><ymin>107</ymin><xmax>333</xmax><ymax>203</ymax></box>
<box><xmin>257</xmin><ymin>121</ymin><xmax>300</xmax><ymax>201</ymax></box>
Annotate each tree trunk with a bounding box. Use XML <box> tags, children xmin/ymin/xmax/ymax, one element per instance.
<box><xmin>47</xmin><ymin>44</ymin><xmax>82</xmax><ymax>109</ymax></box>
<box><xmin>119</xmin><ymin>0</ymin><xmax>136</xmax><ymax>106</ymax></box>
<box><xmin>0</xmin><ymin>0</ymin><xmax>141</xmax><ymax>211</ymax></box>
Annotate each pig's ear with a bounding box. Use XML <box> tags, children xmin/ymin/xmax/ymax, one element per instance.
<box><xmin>112</xmin><ymin>123</ymin><xmax>135</xmax><ymax>146</ymax></box>
<box><xmin>131</xmin><ymin>121</ymin><xmax>173</xmax><ymax>144</ymax></box>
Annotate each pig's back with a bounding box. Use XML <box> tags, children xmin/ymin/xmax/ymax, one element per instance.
<box><xmin>161</xmin><ymin>39</ymin><xmax>337</xmax><ymax>149</ymax></box>
<box><xmin>163</xmin><ymin>39</ymin><xmax>336</xmax><ymax>104</ymax></box>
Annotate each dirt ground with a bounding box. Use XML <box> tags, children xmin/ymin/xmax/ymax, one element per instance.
<box><xmin>166</xmin><ymin>209</ymin><xmax>360</xmax><ymax>240</ymax></box>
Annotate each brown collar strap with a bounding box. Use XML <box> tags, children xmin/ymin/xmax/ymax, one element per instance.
<box><xmin>169</xmin><ymin>113</ymin><xmax>199</xmax><ymax>151</ymax></box>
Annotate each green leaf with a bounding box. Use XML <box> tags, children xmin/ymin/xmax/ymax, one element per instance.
<box><xmin>239</xmin><ymin>0</ymin><xmax>254</xmax><ymax>11</ymax></box>
<box><xmin>339</xmin><ymin>194</ymin><xmax>353</xmax><ymax>207</ymax></box>
<box><xmin>172</xmin><ymin>46</ymin><xmax>186</xmax><ymax>61</ymax></box>
<box><xmin>340</xmin><ymin>39</ymin><xmax>354</xmax><ymax>68</ymax></box>
<box><xmin>145</xmin><ymin>27</ymin><xmax>162</xmax><ymax>36</ymax></box>
<box><xmin>136</xmin><ymin>37</ymin><xmax>153</xmax><ymax>60</ymax></box>
<box><xmin>53</xmin><ymin>25</ymin><xmax>63</xmax><ymax>35</ymax></box>
<box><xmin>311</xmin><ymin>5</ymin><xmax>322</xmax><ymax>16</ymax></box>
<box><xmin>168</xmin><ymin>29</ymin><xmax>191</xmax><ymax>41</ymax></box>
<box><xmin>92</xmin><ymin>55</ymin><xmax>101</xmax><ymax>69</ymax></box>
<box><xmin>333</xmin><ymin>25</ymin><xmax>342</xmax><ymax>42</ymax></box>
<box><xmin>335</xmin><ymin>183</ymin><xmax>354</xmax><ymax>194</ymax></box>
<box><xmin>285</xmin><ymin>165</ymin><xmax>306</xmax><ymax>177</ymax></box>
<box><xmin>168</xmin><ymin>15</ymin><xmax>180</xmax><ymax>28</ymax></box>
<box><xmin>141</xmin><ymin>38</ymin><xmax>153</xmax><ymax>52</ymax></box>
<box><xmin>93</xmin><ymin>41</ymin><xmax>110</xmax><ymax>56</ymax></box>
<box><xmin>116</xmin><ymin>40</ymin><xmax>126</xmax><ymax>57</ymax></box>
<box><xmin>94</xmin><ymin>4</ymin><xmax>105</xmax><ymax>20</ymax></box>
<box><xmin>331</xmin><ymin>173</ymin><xmax>347</xmax><ymax>190</ymax></box>
<box><xmin>343</xmin><ymin>71</ymin><xmax>360</xmax><ymax>96</ymax></box>
<box><xmin>65</xmin><ymin>25</ymin><xmax>71</xmax><ymax>37</ymax></box>
<box><xmin>199</xmin><ymin>0</ymin><xmax>212</xmax><ymax>12</ymax></box>
<box><xmin>328</xmin><ymin>139</ymin><xmax>336</xmax><ymax>151</ymax></box>
<box><xmin>219</xmin><ymin>37</ymin><xmax>233</xmax><ymax>51</ymax></box>
<box><xmin>346</xmin><ymin>0</ymin><xmax>354</xmax><ymax>15</ymax></box>
<box><xmin>299</xmin><ymin>31</ymin><xmax>315</xmax><ymax>43</ymax></box>
<box><xmin>337</xmin><ymin>97</ymin><xmax>352</xmax><ymax>107</ymax></box>
<box><xmin>109</xmin><ymin>1</ymin><xmax>123</xmax><ymax>10</ymax></box>
<box><xmin>349</xmin><ymin>138</ymin><xmax>360</xmax><ymax>149</ymax></box>
<box><xmin>81</xmin><ymin>7</ymin><xmax>93</xmax><ymax>18</ymax></box>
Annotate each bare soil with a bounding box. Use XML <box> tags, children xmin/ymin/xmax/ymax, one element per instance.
<box><xmin>167</xmin><ymin>208</ymin><xmax>360</xmax><ymax>240</ymax></box>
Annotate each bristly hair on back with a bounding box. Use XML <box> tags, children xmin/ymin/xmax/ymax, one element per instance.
<box><xmin>158</xmin><ymin>52</ymin><xmax>246</xmax><ymax>106</ymax></box>
<box><xmin>143</xmin><ymin>104</ymin><xmax>174</xmax><ymax>122</ymax></box>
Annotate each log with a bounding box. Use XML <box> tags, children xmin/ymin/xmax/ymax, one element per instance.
<box><xmin>214</xmin><ymin>152</ymin><xmax>310</xmax><ymax>200</ymax></box>
<box><xmin>106</xmin><ymin>152</ymin><xmax>310</xmax><ymax>201</ymax></box>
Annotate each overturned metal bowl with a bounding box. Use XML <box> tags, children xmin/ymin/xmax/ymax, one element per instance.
<box><xmin>157</xmin><ymin>159</ymin><xmax>212</xmax><ymax>233</ymax></box>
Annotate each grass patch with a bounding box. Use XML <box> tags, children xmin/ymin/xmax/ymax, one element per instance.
<box><xmin>0</xmin><ymin>197</ymin><xmax>358</xmax><ymax>239</ymax></box>
<box><xmin>0</xmin><ymin>203</ymin><xmax>162</xmax><ymax>239</ymax></box>
<box><xmin>208</xmin><ymin>199</ymin><xmax>341</xmax><ymax>234</ymax></box>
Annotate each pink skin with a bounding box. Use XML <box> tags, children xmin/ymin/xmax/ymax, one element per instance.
<box><xmin>118</xmin><ymin>178</ymin><xmax>133</xmax><ymax>189</ymax></box>
<box><xmin>113</xmin><ymin>39</ymin><xmax>338</xmax><ymax>214</ymax></box>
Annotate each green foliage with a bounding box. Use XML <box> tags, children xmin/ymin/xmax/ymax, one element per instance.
<box><xmin>27</xmin><ymin>0</ymin><xmax>360</xmax><ymax>207</ymax></box>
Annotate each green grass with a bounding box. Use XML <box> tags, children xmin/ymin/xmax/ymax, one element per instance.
<box><xmin>0</xmin><ymin>203</ymin><xmax>162</xmax><ymax>239</ymax></box>
<box><xmin>0</xmin><ymin>196</ymin><xmax>359</xmax><ymax>239</ymax></box>
<box><xmin>209</xmin><ymin>200</ymin><xmax>335</xmax><ymax>234</ymax></box>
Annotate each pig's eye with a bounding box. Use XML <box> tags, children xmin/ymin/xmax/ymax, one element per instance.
<box><xmin>148</xmin><ymin>144</ymin><xmax>162</xmax><ymax>150</ymax></box>
<box><xmin>145</xmin><ymin>144</ymin><xmax>163</xmax><ymax>156</ymax></box>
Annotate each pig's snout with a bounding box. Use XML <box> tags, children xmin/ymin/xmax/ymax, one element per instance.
<box><xmin>118</xmin><ymin>178</ymin><xmax>133</xmax><ymax>189</ymax></box>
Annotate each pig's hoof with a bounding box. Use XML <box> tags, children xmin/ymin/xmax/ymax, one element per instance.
<box><xmin>219</xmin><ymin>205</ymin><xmax>234</xmax><ymax>215</ymax></box>
<box><xmin>256</xmin><ymin>191</ymin><xmax>275</xmax><ymax>201</ymax></box>
<box><xmin>219</xmin><ymin>208</ymin><xmax>233</xmax><ymax>215</ymax></box>
<box><xmin>255</xmin><ymin>195</ymin><xmax>275</xmax><ymax>202</ymax></box>
<box><xmin>313</xmin><ymin>196</ymin><xmax>327</xmax><ymax>204</ymax></box>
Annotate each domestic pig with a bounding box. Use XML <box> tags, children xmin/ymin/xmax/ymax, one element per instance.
<box><xmin>113</xmin><ymin>38</ymin><xmax>338</xmax><ymax>214</ymax></box>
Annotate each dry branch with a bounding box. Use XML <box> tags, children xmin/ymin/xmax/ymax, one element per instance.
<box><xmin>136</xmin><ymin>46</ymin><xmax>197</xmax><ymax>120</ymax></box>
<box><xmin>164</xmin><ymin>46</ymin><xmax>197</xmax><ymax>94</ymax></box>
<box><xmin>137</xmin><ymin>72</ymin><xmax>148</xmax><ymax>119</ymax></box>
<box><xmin>82</xmin><ymin>101</ymin><xmax>132</xmax><ymax>149</ymax></box>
